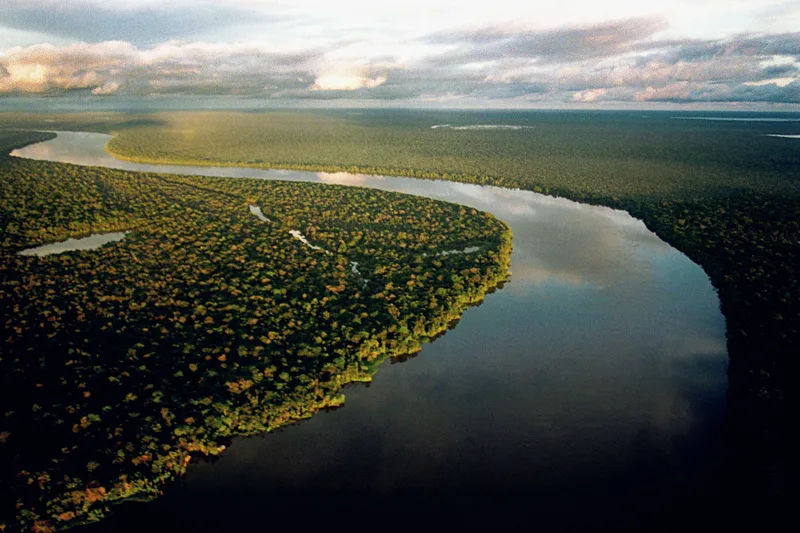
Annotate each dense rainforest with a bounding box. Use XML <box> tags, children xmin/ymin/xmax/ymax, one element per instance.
<box><xmin>95</xmin><ymin>109</ymin><xmax>798</xmax><ymax>518</ymax></box>
<box><xmin>96</xmin><ymin>111</ymin><xmax>797</xmax><ymax>400</ymax></box>
<box><xmin>94</xmin><ymin>111</ymin><xmax>798</xmax><ymax>401</ymax></box>
<box><xmin>0</xmin><ymin>129</ymin><xmax>511</xmax><ymax>532</ymax></box>
<box><xmin>1</xmin><ymin>107</ymin><xmax>797</xmax><ymax>528</ymax></box>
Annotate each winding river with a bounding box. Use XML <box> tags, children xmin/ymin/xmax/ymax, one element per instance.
<box><xmin>13</xmin><ymin>133</ymin><xmax>728</xmax><ymax>530</ymax></box>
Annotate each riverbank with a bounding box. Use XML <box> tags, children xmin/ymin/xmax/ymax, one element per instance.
<box><xmin>1</xmin><ymin>132</ymin><xmax>512</xmax><ymax>532</ymax></box>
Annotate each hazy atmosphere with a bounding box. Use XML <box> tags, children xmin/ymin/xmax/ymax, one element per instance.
<box><xmin>1</xmin><ymin>0</ymin><xmax>799</xmax><ymax>109</ymax></box>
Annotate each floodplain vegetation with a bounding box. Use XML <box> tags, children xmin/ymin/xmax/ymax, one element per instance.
<box><xmin>0</xmin><ymin>130</ymin><xmax>511</xmax><ymax>532</ymax></box>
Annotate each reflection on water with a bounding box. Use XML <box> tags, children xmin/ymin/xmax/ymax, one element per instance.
<box><xmin>15</xmin><ymin>132</ymin><xmax>729</xmax><ymax>530</ymax></box>
<box><xmin>11</xmin><ymin>132</ymin><xmax>274</xmax><ymax>179</ymax></box>
<box><xmin>17</xmin><ymin>231</ymin><xmax>128</xmax><ymax>256</ymax></box>
<box><xmin>426</xmin><ymin>245</ymin><xmax>481</xmax><ymax>257</ymax></box>
<box><xmin>247</xmin><ymin>204</ymin><xmax>271</xmax><ymax>222</ymax></box>
<box><xmin>288</xmin><ymin>229</ymin><xmax>329</xmax><ymax>254</ymax></box>
<box><xmin>431</xmin><ymin>124</ymin><xmax>534</xmax><ymax>130</ymax></box>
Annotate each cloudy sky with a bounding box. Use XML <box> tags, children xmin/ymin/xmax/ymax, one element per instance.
<box><xmin>1</xmin><ymin>0</ymin><xmax>799</xmax><ymax>109</ymax></box>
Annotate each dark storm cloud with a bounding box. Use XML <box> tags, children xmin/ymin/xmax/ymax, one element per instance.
<box><xmin>737</xmin><ymin>32</ymin><xmax>800</xmax><ymax>57</ymax></box>
<box><xmin>379</xmin><ymin>68</ymin><xmax>497</xmax><ymax>99</ymax></box>
<box><xmin>0</xmin><ymin>0</ymin><xmax>268</xmax><ymax>46</ymax></box>
<box><xmin>643</xmin><ymin>40</ymin><xmax>730</xmax><ymax>63</ymax></box>
<box><xmin>761</xmin><ymin>64</ymin><xmax>799</xmax><ymax>78</ymax></box>
<box><xmin>473</xmin><ymin>83</ymin><xmax>548</xmax><ymax>99</ymax></box>
<box><xmin>730</xmin><ymin>80</ymin><xmax>800</xmax><ymax>102</ymax></box>
<box><xmin>635</xmin><ymin>80</ymin><xmax>800</xmax><ymax>103</ymax></box>
<box><xmin>637</xmin><ymin>32</ymin><xmax>800</xmax><ymax>64</ymax></box>
<box><xmin>424</xmin><ymin>17</ymin><xmax>667</xmax><ymax>65</ymax></box>
<box><xmin>139</xmin><ymin>60</ymin><xmax>318</xmax><ymax>97</ymax></box>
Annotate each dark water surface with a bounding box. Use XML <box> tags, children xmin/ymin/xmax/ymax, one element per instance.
<box><xmin>14</xmin><ymin>133</ymin><xmax>728</xmax><ymax>530</ymax></box>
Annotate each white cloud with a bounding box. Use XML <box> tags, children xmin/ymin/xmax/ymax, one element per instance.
<box><xmin>0</xmin><ymin>41</ymin><xmax>135</xmax><ymax>93</ymax></box>
<box><xmin>572</xmin><ymin>88</ymin><xmax>609</xmax><ymax>102</ymax></box>
<box><xmin>1</xmin><ymin>10</ymin><xmax>799</xmax><ymax>107</ymax></box>
<box><xmin>92</xmin><ymin>81</ymin><xmax>121</xmax><ymax>95</ymax></box>
<box><xmin>311</xmin><ymin>73</ymin><xmax>387</xmax><ymax>91</ymax></box>
<box><xmin>0</xmin><ymin>39</ymin><xmax>322</xmax><ymax>95</ymax></box>
<box><xmin>635</xmin><ymin>82</ymin><xmax>693</xmax><ymax>102</ymax></box>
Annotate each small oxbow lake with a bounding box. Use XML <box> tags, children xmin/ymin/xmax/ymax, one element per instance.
<box><xmin>13</xmin><ymin>132</ymin><xmax>729</xmax><ymax>530</ymax></box>
<box><xmin>17</xmin><ymin>231</ymin><xmax>128</xmax><ymax>256</ymax></box>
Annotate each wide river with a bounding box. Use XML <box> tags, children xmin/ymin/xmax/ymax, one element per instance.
<box><xmin>14</xmin><ymin>133</ymin><xmax>728</xmax><ymax>530</ymax></box>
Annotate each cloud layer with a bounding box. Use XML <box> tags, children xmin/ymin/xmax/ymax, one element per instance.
<box><xmin>0</xmin><ymin>0</ymin><xmax>263</xmax><ymax>46</ymax></box>
<box><xmin>1</xmin><ymin>2</ymin><xmax>799</xmax><ymax>107</ymax></box>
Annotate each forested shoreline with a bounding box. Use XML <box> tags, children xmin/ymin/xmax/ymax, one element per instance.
<box><xmin>0</xmin><ymin>130</ymin><xmax>511</xmax><ymax>531</ymax></box>
<box><xmin>99</xmin><ymin>111</ymin><xmax>797</xmax><ymax>388</ymax></box>
<box><xmin>98</xmin><ymin>110</ymin><xmax>797</xmax><ymax>519</ymax></box>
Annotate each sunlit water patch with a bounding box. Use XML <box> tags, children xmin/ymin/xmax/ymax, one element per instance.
<box><xmin>17</xmin><ymin>232</ymin><xmax>128</xmax><ymax>256</ymax></box>
<box><xmin>11</xmin><ymin>131</ymin><xmax>273</xmax><ymax>179</ymax></box>
<box><xmin>424</xmin><ymin>245</ymin><xmax>481</xmax><ymax>257</ymax></box>
<box><xmin>288</xmin><ymin>229</ymin><xmax>329</xmax><ymax>253</ymax></box>
<box><xmin>248</xmin><ymin>204</ymin><xmax>271</xmax><ymax>222</ymax></box>
<box><xmin>431</xmin><ymin>124</ymin><xmax>532</xmax><ymax>130</ymax></box>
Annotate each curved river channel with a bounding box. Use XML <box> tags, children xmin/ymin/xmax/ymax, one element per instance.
<box><xmin>14</xmin><ymin>133</ymin><xmax>728</xmax><ymax>530</ymax></box>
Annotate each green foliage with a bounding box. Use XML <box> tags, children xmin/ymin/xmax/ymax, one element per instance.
<box><xmin>93</xmin><ymin>109</ymin><xmax>798</xmax><ymax>495</ymax></box>
<box><xmin>3</xmin><ymin>108</ymin><xmax>797</xmax><ymax>529</ymax></box>
<box><xmin>100</xmin><ymin>109</ymin><xmax>799</xmax><ymax>384</ymax></box>
<box><xmin>0</xmin><ymin>130</ymin><xmax>56</xmax><ymax>155</ymax></box>
<box><xmin>100</xmin><ymin>110</ymin><xmax>800</xmax><ymax>199</ymax></box>
<box><xmin>0</xmin><ymin>131</ymin><xmax>511</xmax><ymax>531</ymax></box>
